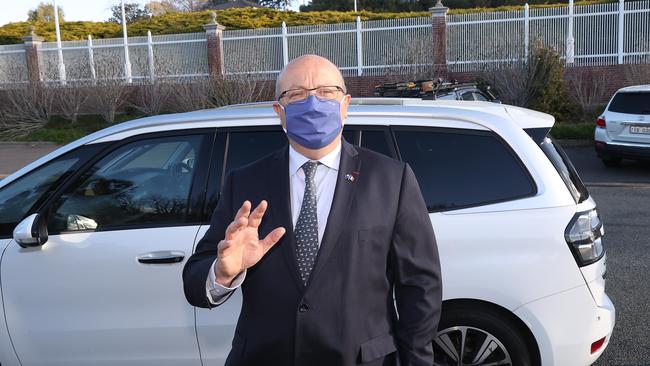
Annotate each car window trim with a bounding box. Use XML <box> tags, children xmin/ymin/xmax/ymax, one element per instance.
<box><xmin>200</xmin><ymin>125</ymin><xmax>287</xmax><ymax>223</ymax></box>
<box><xmin>39</xmin><ymin>128</ymin><xmax>216</xmax><ymax>236</ymax></box>
<box><xmin>345</xmin><ymin>125</ymin><xmax>398</xmax><ymax>159</ymax></box>
<box><xmin>390</xmin><ymin>125</ymin><xmax>538</xmax><ymax>213</ymax></box>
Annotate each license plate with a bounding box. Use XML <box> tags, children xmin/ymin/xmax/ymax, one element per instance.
<box><xmin>630</xmin><ymin>126</ymin><xmax>650</xmax><ymax>135</ymax></box>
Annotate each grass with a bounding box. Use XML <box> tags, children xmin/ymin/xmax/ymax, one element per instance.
<box><xmin>550</xmin><ymin>122</ymin><xmax>595</xmax><ymax>140</ymax></box>
<box><xmin>15</xmin><ymin>114</ymin><xmax>138</xmax><ymax>145</ymax></box>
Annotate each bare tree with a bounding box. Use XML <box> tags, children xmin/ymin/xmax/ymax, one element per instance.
<box><xmin>565</xmin><ymin>67</ymin><xmax>608</xmax><ymax>118</ymax></box>
<box><xmin>131</xmin><ymin>80</ymin><xmax>174</xmax><ymax>116</ymax></box>
<box><xmin>54</xmin><ymin>82</ymin><xmax>91</xmax><ymax>124</ymax></box>
<box><xmin>87</xmin><ymin>55</ymin><xmax>131</xmax><ymax>123</ymax></box>
<box><xmin>623</xmin><ymin>62</ymin><xmax>650</xmax><ymax>86</ymax></box>
<box><xmin>0</xmin><ymin>83</ymin><xmax>55</xmax><ymax>140</ymax></box>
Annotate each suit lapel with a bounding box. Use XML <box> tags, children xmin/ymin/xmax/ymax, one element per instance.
<box><xmin>267</xmin><ymin>146</ymin><xmax>304</xmax><ymax>292</ymax></box>
<box><xmin>308</xmin><ymin>139</ymin><xmax>361</xmax><ymax>285</ymax></box>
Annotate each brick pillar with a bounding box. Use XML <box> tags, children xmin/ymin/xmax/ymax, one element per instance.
<box><xmin>203</xmin><ymin>12</ymin><xmax>226</xmax><ymax>78</ymax></box>
<box><xmin>430</xmin><ymin>1</ymin><xmax>449</xmax><ymax>78</ymax></box>
<box><xmin>22</xmin><ymin>26</ymin><xmax>44</xmax><ymax>84</ymax></box>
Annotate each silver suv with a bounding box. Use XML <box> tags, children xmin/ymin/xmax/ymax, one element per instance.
<box><xmin>595</xmin><ymin>85</ymin><xmax>650</xmax><ymax>166</ymax></box>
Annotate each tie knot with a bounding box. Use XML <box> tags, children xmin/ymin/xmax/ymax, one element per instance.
<box><xmin>302</xmin><ymin>161</ymin><xmax>319</xmax><ymax>180</ymax></box>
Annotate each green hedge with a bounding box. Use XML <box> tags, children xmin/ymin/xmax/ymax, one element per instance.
<box><xmin>0</xmin><ymin>1</ymin><xmax>614</xmax><ymax>44</ymax></box>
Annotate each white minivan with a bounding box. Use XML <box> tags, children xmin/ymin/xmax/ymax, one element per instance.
<box><xmin>0</xmin><ymin>98</ymin><xmax>614</xmax><ymax>366</ymax></box>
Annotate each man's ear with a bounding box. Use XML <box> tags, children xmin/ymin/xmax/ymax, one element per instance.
<box><xmin>340</xmin><ymin>94</ymin><xmax>352</xmax><ymax>121</ymax></box>
<box><xmin>273</xmin><ymin>102</ymin><xmax>287</xmax><ymax>130</ymax></box>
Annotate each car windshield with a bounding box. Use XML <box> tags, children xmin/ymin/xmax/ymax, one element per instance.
<box><xmin>608</xmin><ymin>92</ymin><xmax>650</xmax><ymax>114</ymax></box>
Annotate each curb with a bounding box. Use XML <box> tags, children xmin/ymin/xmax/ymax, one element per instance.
<box><xmin>555</xmin><ymin>139</ymin><xmax>593</xmax><ymax>147</ymax></box>
<box><xmin>0</xmin><ymin>142</ymin><xmax>60</xmax><ymax>147</ymax></box>
<box><xmin>585</xmin><ymin>182</ymin><xmax>650</xmax><ymax>188</ymax></box>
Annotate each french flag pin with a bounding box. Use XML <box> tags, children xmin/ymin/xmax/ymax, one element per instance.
<box><xmin>345</xmin><ymin>171</ymin><xmax>359</xmax><ymax>183</ymax></box>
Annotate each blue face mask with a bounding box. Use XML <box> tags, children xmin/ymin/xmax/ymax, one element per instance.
<box><xmin>283</xmin><ymin>95</ymin><xmax>343</xmax><ymax>150</ymax></box>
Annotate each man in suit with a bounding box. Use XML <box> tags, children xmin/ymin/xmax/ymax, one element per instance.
<box><xmin>183</xmin><ymin>55</ymin><xmax>442</xmax><ymax>366</ymax></box>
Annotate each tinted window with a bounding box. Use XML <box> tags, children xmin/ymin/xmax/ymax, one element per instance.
<box><xmin>343</xmin><ymin>129</ymin><xmax>360</xmax><ymax>145</ymax></box>
<box><xmin>224</xmin><ymin>130</ymin><xmax>287</xmax><ymax>174</ymax></box>
<box><xmin>539</xmin><ymin>137</ymin><xmax>589</xmax><ymax>203</ymax></box>
<box><xmin>473</xmin><ymin>92</ymin><xmax>489</xmax><ymax>101</ymax></box>
<box><xmin>609</xmin><ymin>92</ymin><xmax>650</xmax><ymax>114</ymax></box>
<box><xmin>394</xmin><ymin>128</ymin><xmax>535</xmax><ymax>211</ymax></box>
<box><xmin>461</xmin><ymin>92</ymin><xmax>474</xmax><ymax>101</ymax></box>
<box><xmin>48</xmin><ymin>135</ymin><xmax>204</xmax><ymax>233</ymax></box>
<box><xmin>0</xmin><ymin>152</ymin><xmax>83</xmax><ymax>237</ymax></box>
<box><xmin>360</xmin><ymin>130</ymin><xmax>393</xmax><ymax>157</ymax></box>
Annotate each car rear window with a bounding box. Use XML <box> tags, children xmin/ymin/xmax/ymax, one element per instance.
<box><xmin>394</xmin><ymin>127</ymin><xmax>536</xmax><ymax>212</ymax></box>
<box><xmin>608</xmin><ymin>92</ymin><xmax>650</xmax><ymax>114</ymax></box>
<box><xmin>539</xmin><ymin>137</ymin><xmax>589</xmax><ymax>203</ymax></box>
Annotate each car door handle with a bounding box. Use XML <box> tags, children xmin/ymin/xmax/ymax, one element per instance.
<box><xmin>137</xmin><ymin>251</ymin><xmax>185</xmax><ymax>264</ymax></box>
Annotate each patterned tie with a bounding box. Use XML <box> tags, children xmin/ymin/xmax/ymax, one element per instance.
<box><xmin>295</xmin><ymin>161</ymin><xmax>320</xmax><ymax>285</ymax></box>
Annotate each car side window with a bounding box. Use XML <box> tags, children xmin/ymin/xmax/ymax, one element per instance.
<box><xmin>224</xmin><ymin>129</ymin><xmax>287</xmax><ymax>175</ymax></box>
<box><xmin>461</xmin><ymin>92</ymin><xmax>474</xmax><ymax>101</ymax></box>
<box><xmin>473</xmin><ymin>92</ymin><xmax>489</xmax><ymax>101</ymax></box>
<box><xmin>0</xmin><ymin>149</ymin><xmax>89</xmax><ymax>238</ymax></box>
<box><xmin>360</xmin><ymin>129</ymin><xmax>394</xmax><ymax>158</ymax></box>
<box><xmin>48</xmin><ymin>134</ymin><xmax>204</xmax><ymax>233</ymax></box>
<box><xmin>394</xmin><ymin>127</ymin><xmax>536</xmax><ymax>211</ymax></box>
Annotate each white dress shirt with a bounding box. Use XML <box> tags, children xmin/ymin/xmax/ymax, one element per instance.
<box><xmin>206</xmin><ymin>141</ymin><xmax>342</xmax><ymax>305</ymax></box>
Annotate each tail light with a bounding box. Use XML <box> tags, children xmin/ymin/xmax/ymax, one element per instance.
<box><xmin>596</xmin><ymin>117</ymin><xmax>606</xmax><ymax>128</ymax></box>
<box><xmin>565</xmin><ymin>208</ymin><xmax>605</xmax><ymax>266</ymax></box>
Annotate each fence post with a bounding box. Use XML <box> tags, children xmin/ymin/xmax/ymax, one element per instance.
<box><xmin>566</xmin><ymin>0</ymin><xmax>575</xmax><ymax>64</ymax></box>
<box><xmin>524</xmin><ymin>3</ymin><xmax>530</xmax><ymax>62</ymax></box>
<box><xmin>430</xmin><ymin>0</ymin><xmax>449</xmax><ymax>77</ymax></box>
<box><xmin>281</xmin><ymin>21</ymin><xmax>289</xmax><ymax>66</ymax></box>
<box><xmin>22</xmin><ymin>26</ymin><xmax>44</xmax><ymax>85</ymax></box>
<box><xmin>617</xmin><ymin>0</ymin><xmax>625</xmax><ymax>64</ymax></box>
<box><xmin>204</xmin><ymin>12</ymin><xmax>226</xmax><ymax>78</ymax></box>
<box><xmin>87</xmin><ymin>35</ymin><xmax>96</xmax><ymax>82</ymax></box>
<box><xmin>356</xmin><ymin>16</ymin><xmax>363</xmax><ymax>76</ymax></box>
<box><xmin>147</xmin><ymin>30</ymin><xmax>155</xmax><ymax>81</ymax></box>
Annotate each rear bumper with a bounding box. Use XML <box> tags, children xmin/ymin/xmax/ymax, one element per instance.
<box><xmin>514</xmin><ymin>285</ymin><xmax>615</xmax><ymax>366</ymax></box>
<box><xmin>594</xmin><ymin>139</ymin><xmax>650</xmax><ymax>160</ymax></box>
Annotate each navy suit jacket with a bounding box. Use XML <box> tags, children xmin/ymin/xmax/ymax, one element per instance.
<box><xmin>183</xmin><ymin>139</ymin><xmax>442</xmax><ymax>366</ymax></box>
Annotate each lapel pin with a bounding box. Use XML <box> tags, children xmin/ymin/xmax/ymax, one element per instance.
<box><xmin>345</xmin><ymin>171</ymin><xmax>360</xmax><ymax>183</ymax></box>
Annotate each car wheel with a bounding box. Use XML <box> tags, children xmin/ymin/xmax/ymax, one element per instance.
<box><xmin>433</xmin><ymin>305</ymin><xmax>534</xmax><ymax>366</ymax></box>
<box><xmin>602</xmin><ymin>156</ymin><xmax>622</xmax><ymax>167</ymax></box>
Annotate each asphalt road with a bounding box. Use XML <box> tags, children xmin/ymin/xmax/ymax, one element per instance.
<box><xmin>564</xmin><ymin>147</ymin><xmax>650</xmax><ymax>366</ymax></box>
<box><xmin>0</xmin><ymin>143</ymin><xmax>648</xmax><ymax>365</ymax></box>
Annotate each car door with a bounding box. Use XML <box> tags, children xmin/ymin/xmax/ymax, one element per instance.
<box><xmin>0</xmin><ymin>146</ymin><xmax>99</xmax><ymax>366</ymax></box>
<box><xmin>195</xmin><ymin>127</ymin><xmax>288</xmax><ymax>365</ymax></box>
<box><xmin>1</xmin><ymin>130</ymin><xmax>213</xmax><ymax>366</ymax></box>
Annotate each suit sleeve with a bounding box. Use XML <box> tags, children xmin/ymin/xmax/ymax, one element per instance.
<box><xmin>183</xmin><ymin>170</ymin><xmax>236</xmax><ymax>309</ymax></box>
<box><xmin>391</xmin><ymin>163</ymin><xmax>443</xmax><ymax>366</ymax></box>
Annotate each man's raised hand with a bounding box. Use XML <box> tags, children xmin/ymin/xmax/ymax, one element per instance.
<box><xmin>214</xmin><ymin>200</ymin><xmax>286</xmax><ymax>286</ymax></box>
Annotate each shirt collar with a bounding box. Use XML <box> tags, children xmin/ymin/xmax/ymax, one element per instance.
<box><xmin>289</xmin><ymin>139</ymin><xmax>341</xmax><ymax>176</ymax></box>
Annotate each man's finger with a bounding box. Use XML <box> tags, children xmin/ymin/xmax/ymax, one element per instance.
<box><xmin>225</xmin><ymin>216</ymin><xmax>248</xmax><ymax>240</ymax></box>
<box><xmin>260</xmin><ymin>227</ymin><xmax>286</xmax><ymax>252</ymax></box>
<box><xmin>248</xmin><ymin>200</ymin><xmax>268</xmax><ymax>229</ymax></box>
<box><xmin>234</xmin><ymin>200</ymin><xmax>252</xmax><ymax>222</ymax></box>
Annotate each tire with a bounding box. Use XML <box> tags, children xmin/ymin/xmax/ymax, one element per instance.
<box><xmin>433</xmin><ymin>304</ymin><xmax>534</xmax><ymax>366</ymax></box>
<box><xmin>602</xmin><ymin>156</ymin><xmax>622</xmax><ymax>167</ymax></box>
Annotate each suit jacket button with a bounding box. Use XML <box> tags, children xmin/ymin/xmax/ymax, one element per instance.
<box><xmin>298</xmin><ymin>303</ymin><xmax>309</xmax><ymax>313</ymax></box>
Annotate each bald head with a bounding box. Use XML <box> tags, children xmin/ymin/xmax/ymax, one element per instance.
<box><xmin>275</xmin><ymin>55</ymin><xmax>347</xmax><ymax>100</ymax></box>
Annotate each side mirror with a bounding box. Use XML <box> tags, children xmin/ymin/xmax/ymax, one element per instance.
<box><xmin>13</xmin><ymin>213</ymin><xmax>48</xmax><ymax>248</ymax></box>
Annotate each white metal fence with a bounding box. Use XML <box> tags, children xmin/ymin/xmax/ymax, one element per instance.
<box><xmin>222</xmin><ymin>16</ymin><xmax>433</xmax><ymax>77</ymax></box>
<box><xmin>38</xmin><ymin>32</ymin><xmax>208</xmax><ymax>83</ymax></box>
<box><xmin>0</xmin><ymin>0</ymin><xmax>648</xmax><ymax>84</ymax></box>
<box><xmin>448</xmin><ymin>0</ymin><xmax>650</xmax><ymax>72</ymax></box>
<box><xmin>0</xmin><ymin>44</ymin><xmax>28</xmax><ymax>84</ymax></box>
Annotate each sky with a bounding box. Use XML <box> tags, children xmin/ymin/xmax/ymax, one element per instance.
<box><xmin>0</xmin><ymin>0</ymin><xmax>307</xmax><ymax>27</ymax></box>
